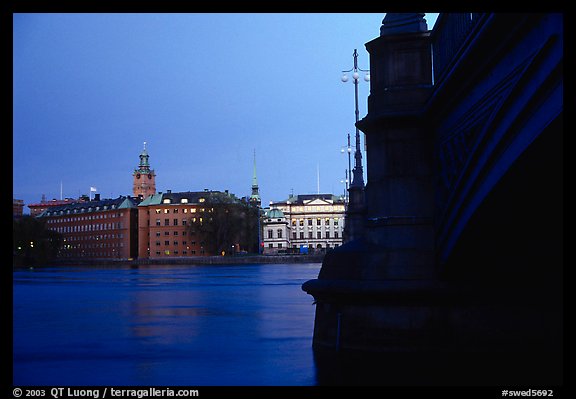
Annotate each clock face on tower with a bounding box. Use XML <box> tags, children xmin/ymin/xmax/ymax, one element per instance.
<box><xmin>136</xmin><ymin>173</ymin><xmax>141</xmax><ymax>179</ymax></box>
<box><xmin>148</xmin><ymin>174</ymin><xmax>152</xmax><ymax>179</ymax></box>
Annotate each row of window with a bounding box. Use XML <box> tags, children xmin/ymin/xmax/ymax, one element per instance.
<box><xmin>61</xmin><ymin>242</ymin><xmax>124</xmax><ymax>249</ymax></box>
<box><xmin>152</xmin><ymin>241</ymin><xmax>199</xmax><ymax>247</ymax></box>
<box><xmin>283</xmin><ymin>205</ymin><xmax>345</xmax><ymax>212</ymax></box>
<box><xmin>49</xmin><ymin>223</ymin><xmax>124</xmax><ymax>233</ymax></box>
<box><xmin>45</xmin><ymin>206</ymin><xmax>121</xmax><ymax>216</ymax></box>
<box><xmin>267</xmin><ymin>230</ymin><xmax>340</xmax><ymax>239</ymax></box>
<box><xmin>296</xmin><ymin>231</ymin><xmax>339</xmax><ymax>239</ymax></box>
<box><xmin>153</xmin><ymin>231</ymin><xmax>195</xmax><ymax>236</ymax></box>
<box><xmin>152</xmin><ymin>249</ymin><xmax>205</xmax><ymax>256</ymax></box>
<box><xmin>59</xmin><ymin>251</ymin><xmax>123</xmax><ymax>258</ymax></box>
<box><xmin>64</xmin><ymin>233</ymin><xmax>124</xmax><ymax>241</ymax></box>
<box><xmin>160</xmin><ymin>197</ymin><xmax>205</xmax><ymax>205</ymax></box>
<box><xmin>46</xmin><ymin>213</ymin><xmax>124</xmax><ymax>222</ymax></box>
<box><xmin>153</xmin><ymin>207</ymin><xmax>207</xmax><ymax>214</ymax></box>
<box><xmin>153</xmin><ymin>218</ymin><xmax>205</xmax><ymax>226</ymax></box>
<box><xmin>290</xmin><ymin>218</ymin><xmax>341</xmax><ymax>227</ymax></box>
<box><xmin>267</xmin><ymin>243</ymin><xmax>339</xmax><ymax>249</ymax></box>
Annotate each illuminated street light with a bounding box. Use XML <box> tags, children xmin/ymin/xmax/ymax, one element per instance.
<box><xmin>341</xmin><ymin>48</ymin><xmax>369</xmax><ymax>190</ymax></box>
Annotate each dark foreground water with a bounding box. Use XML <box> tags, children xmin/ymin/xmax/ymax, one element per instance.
<box><xmin>13</xmin><ymin>263</ymin><xmax>322</xmax><ymax>386</ymax></box>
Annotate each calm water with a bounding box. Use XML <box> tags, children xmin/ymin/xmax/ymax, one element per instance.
<box><xmin>13</xmin><ymin>263</ymin><xmax>322</xmax><ymax>386</ymax></box>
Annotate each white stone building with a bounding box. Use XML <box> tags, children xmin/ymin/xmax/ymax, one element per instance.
<box><xmin>262</xmin><ymin>194</ymin><xmax>346</xmax><ymax>254</ymax></box>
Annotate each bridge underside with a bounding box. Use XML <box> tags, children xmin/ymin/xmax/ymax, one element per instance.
<box><xmin>303</xmin><ymin>13</ymin><xmax>563</xmax><ymax>386</ymax></box>
<box><xmin>444</xmin><ymin>114</ymin><xmax>563</xmax><ymax>284</ymax></box>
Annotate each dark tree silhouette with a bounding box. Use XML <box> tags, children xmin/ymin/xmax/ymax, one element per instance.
<box><xmin>187</xmin><ymin>192</ymin><xmax>259</xmax><ymax>255</ymax></box>
<box><xmin>13</xmin><ymin>216</ymin><xmax>62</xmax><ymax>266</ymax></box>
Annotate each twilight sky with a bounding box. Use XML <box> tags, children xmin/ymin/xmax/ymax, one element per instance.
<box><xmin>13</xmin><ymin>13</ymin><xmax>438</xmax><ymax>212</ymax></box>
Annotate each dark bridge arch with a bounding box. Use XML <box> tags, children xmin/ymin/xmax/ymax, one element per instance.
<box><xmin>430</xmin><ymin>13</ymin><xmax>563</xmax><ymax>271</ymax></box>
<box><xmin>443</xmin><ymin>113</ymin><xmax>563</xmax><ymax>283</ymax></box>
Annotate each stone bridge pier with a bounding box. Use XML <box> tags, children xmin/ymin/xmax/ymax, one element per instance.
<box><xmin>303</xmin><ymin>13</ymin><xmax>563</xmax><ymax>386</ymax></box>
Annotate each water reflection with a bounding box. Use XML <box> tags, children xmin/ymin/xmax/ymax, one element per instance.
<box><xmin>13</xmin><ymin>263</ymin><xmax>321</xmax><ymax>386</ymax></box>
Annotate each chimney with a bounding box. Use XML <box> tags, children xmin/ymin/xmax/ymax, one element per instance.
<box><xmin>94</xmin><ymin>193</ymin><xmax>101</xmax><ymax>201</ymax></box>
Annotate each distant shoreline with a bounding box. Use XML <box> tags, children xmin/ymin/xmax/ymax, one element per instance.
<box><xmin>17</xmin><ymin>254</ymin><xmax>325</xmax><ymax>268</ymax></box>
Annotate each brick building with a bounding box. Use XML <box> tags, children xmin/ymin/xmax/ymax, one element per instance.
<box><xmin>137</xmin><ymin>190</ymin><xmax>246</xmax><ymax>259</ymax></box>
<box><xmin>37</xmin><ymin>194</ymin><xmax>140</xmax><ymax>259</ymax></box>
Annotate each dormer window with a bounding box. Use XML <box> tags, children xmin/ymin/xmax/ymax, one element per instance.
<box><xmin>181</xmin><ymin>198</ymin><xmax>188</xmax><ymax>204</ymax></box>
<box><xmin>163</xmin><ymin>198</ymin><xmax>171</xmax><ymax>204</ymax></box>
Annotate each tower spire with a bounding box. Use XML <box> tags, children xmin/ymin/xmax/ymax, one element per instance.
<box><xmin>133</xmin><ymin>141</ymin><xmax>156</xmax><ymax>199</ymax></box>
<box><xmin>249</xmin><ymin>149</ymin><xmax>261</xmax><ymax>207</ymax></box>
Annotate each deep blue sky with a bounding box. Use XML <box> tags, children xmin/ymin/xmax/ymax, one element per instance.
<box><xmin>13</xmin><ymin>13</ymin><xmax>438</xmax><ymax>212</ymax></box>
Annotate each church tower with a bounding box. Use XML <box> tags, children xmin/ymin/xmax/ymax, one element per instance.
<box><xmin>249</xmin><ymin>150</ymin><xmax>261</xmax><ymax>207</ymax></box>
<box><xmin>133</xmin><ymin>142</ymin><xmax>156</xmax><ymax>199</ymax></box>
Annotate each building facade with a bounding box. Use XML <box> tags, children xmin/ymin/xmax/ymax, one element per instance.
<box><xmin>37</xmin><ymin>194</ymin><xmax>140</xmax><ymax>259</ymax></box>
<box><xmin>137</xmin><ymin>190</ymin><xmax>249</xmax><ymax>259</ymax></box>
<box><xmin>13</xmin><ymin>199</ymin><xmax>24</xmax><ymax>218</ymax></box>
<box><xmin>262</xmin><ymin>194</ymin><xmax>346</xmax><ymax>254</ymax></box>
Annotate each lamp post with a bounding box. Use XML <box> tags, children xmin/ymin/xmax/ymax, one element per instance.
<box><xmin>341</xmin><ymin>49</ymin><xmax>369</xmax><ymax>189</ymax></box>
<box><xmin>340</xmin><ymin>169</ymin><xmax>349</xmax><ymax>202</ymax></box>
<box><xmin>341</xmin><ymin>49</ymin><xmax>369</xmax><ymax>242</ymax></box>
<box><xmin>340</xmin><ymin>132</ymin><xmax>352</xmax><ymax>203</ymax></box>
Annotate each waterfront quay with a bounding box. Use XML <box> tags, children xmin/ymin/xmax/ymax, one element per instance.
<box><xmin>37</xmin><ymin>254</ymin><xmax>325</xmax><ymax>267</ymax></box>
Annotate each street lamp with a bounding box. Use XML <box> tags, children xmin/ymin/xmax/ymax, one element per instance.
<box><xmin>340</xmin><ymin>132</ymin><xmax>352</xmax><ymax>203</ymax></box>
<box><xmin>341</xmin><ymin>49</ymin><xmax>369</xmax><ymax>189</ymax></box>
<box><xmin>340</xmin><ymin>170</ymin><xmax>349</xmax><ymax>202</ymax></box>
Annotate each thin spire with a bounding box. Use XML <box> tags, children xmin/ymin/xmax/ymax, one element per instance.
<box><xmin>252</xmin><ymin>149</ymin><xmax>258</xmax><ymax>189</ymax></box>
<box><xmin>250</xmin><ymin>149</ymin><xmax>261</xmax><ymax>206</ymax></box>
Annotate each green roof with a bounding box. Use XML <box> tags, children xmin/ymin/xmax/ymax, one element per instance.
<box><xmin>138</xmin><ymin>193</ymin><xmax>163</xmax><ymax>206</ymax></box>
<box><xmin>267</xmin><ymin>208</ymin><xmax>285</xmax><ymax>218</ymax></box>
